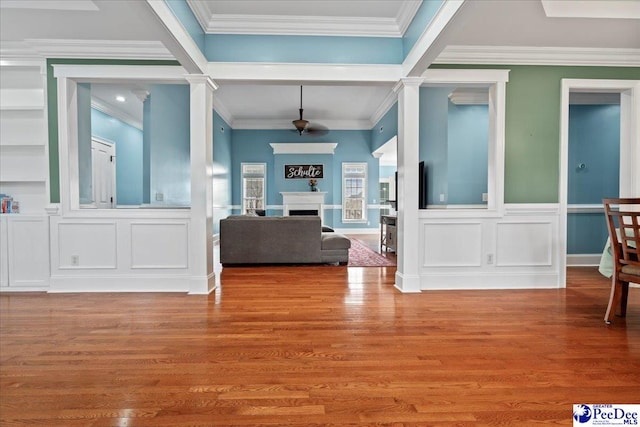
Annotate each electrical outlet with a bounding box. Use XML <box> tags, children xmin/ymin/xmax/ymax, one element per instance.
<box><xmin>71</xmin><ymin>255</ymin><xmax>79</xmax><ymax>266</ymax></box>
<box><xmin>439</xmin><ymin>193</ymin><xmax>445</xmax><ymax>202</ymax></box>
<box><xmin>482</xmin><ymin>193</ymin><xmax>488</xmax><ymax>202</ymax></box>
<box><xmin>155</xmin><ymin>192</ymin><xmax>164</xmax><ymax>201</ymax></box>
<box><xmin>487</xmin><ymin>254</ymin><xmax>494</xmax><ymax>265</ymax></box>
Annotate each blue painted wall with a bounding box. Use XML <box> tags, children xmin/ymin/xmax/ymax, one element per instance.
<box><xmin>164</xmin><ymin>0</ymin><xmax>205</xmax><ymax>53</ymax></box>
<box><xmin>419</xmin><ymin>87</ymin><xmax>489</xmax><ymax>205</ymax></box>
<box><xmin>568</xmin><ymin>104</ymin><xmax>620</xmax><ymax>204</ymax></box>
<box><xmin>403</xmin><ymin>0</ymin><xmax>444</xmax><ymax>58</ymax></box>
<box><xmin>148</xmin><ymin>84</ymin><xmax>191</xmax><ymax>206</ymax></box>
<box><xmin>447</xmin><ymin>102</ymin><xmax>488</xmax><ymax>205</ymax></box>
<box><xmin>420</xmin><ymin>87</ymin><xmax>449</xmax><ymax>205</ymax></box>
<box><xmin>205</xmin><ymin>34</ymin><xmax>403</xmax><ymax>64</ymax></box>
<box><xmin>371</xmin><ymin>102</ymin><xmax>398</xmax><ymax>152</ymax></box>
<box><xmin>213</xmin><ymin>111</ymin><xmax>232</xmax><ymax>234</ymax></box>
<box><xmin>567</xmin><ymin>104</ymin><xmax>620</xmax><ymax>254</ymax></box>
<box><xmin>142</xmin><ymin>96</ymin><xmax>151</xmax><ymax>204</ymax></box>
<box><xmin>91</xmin><ymin>109</ymin><xmax>144</xmax><ymax>205</ymax></box>
<box><xmin>231</xmin><ymin>129</ymin><xmax>379</xmax><ymax>228</ymax></box>
<box><xmin>77</xmin><ymin>83</ymin><xmax>92</xmax><ymax>204</ymax></box>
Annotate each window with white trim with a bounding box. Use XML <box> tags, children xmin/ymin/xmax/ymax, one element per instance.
<box><xmin>342</xmin><ymin>163</ymin><xmax>367</xmax><ymax>222</ymax></box>
<box><xmin>241</xmin><ymin>163</ymin><xmax>266</xmax><ymax>214</ymax></box>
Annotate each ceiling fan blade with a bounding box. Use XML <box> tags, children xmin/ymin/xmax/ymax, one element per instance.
<box><xmin>305</xmin><ymin>123</ymin><xmax>329</xmax><ymax>136</ymax></box>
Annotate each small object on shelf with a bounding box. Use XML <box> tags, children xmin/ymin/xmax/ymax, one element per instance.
<box><xmin>11</xmin><ymin>201</ymin><xmax>20</xmax><ymax>214</ymax></box>
<box><xmin>309</xmin><ymin>178</ymin><xmax>318</xmax><ymax>192</ymax></box>
<box><xmin>1</xmin><ymin>195</ymin><xmax>13</xmax><ymax>214</ymax></box>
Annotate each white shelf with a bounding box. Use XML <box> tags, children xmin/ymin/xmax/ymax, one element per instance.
<box><xmin>0</xmin><ymin>145</ymin><xmax>47</xmax><ymax>182</ymax></box>
<box><xmin>0</xmin><ymin>109</ymin><xmax>47</xmax><ymax>146</ymax></box>
<box><xmin>0</xmin><ymin>89</ymin><xmax>45</xmax><ymax>111</ymax></box>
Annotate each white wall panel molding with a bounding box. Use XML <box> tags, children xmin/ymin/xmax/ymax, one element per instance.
<box><xmin>130</xmin><ymin>222</ymin><xmax>189</xmax><ymax>269</ymax></box>
<box><xmin>503</xmin><ymin>203</ymin><xmax>560</xmax><ymax>216</ymax></box>
<box><xmin>417</xmin><ymin>207</ymin><xmax>561</xmax><ymax>290</ymax></box>
<box><xmin>435</xmin><ymin>45</ymin><xmax>640</xmax><ymax>67</ymax></box>
<box><xmin>496</xmin><ymin>222</ymin><xmax>554</xmax><ymax>267</ymax></box>
<box><xmin>422</xmin><ymin>222</ymin><xmax>483</xmax><ymax>267</ymax></box>
<box><xmin>5</xmin><ymin>216</ymin><xmax>49</xmax><ymax>287</ymax></box>
<box><xmin>57</xmin><ymin>222</ymin><xmax>118</xmax><ymax>269</ymax></box>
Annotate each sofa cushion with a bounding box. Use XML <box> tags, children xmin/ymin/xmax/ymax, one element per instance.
<box><xmin>321</xmin><ymin>233</ymin><xmax>351</xmax><ymax>250</ymax></box>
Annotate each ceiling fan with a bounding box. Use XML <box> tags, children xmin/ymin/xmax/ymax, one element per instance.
<box><xmin>291</xmin><ymin>86</ymin><xmax>328</xmax><ymax>136</ymax></box>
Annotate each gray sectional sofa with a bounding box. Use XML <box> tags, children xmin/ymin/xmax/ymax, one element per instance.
<box><xmin>219</xmin><ymin>215</ymin><xmax>351</xmax><ymax>266</ymax></box>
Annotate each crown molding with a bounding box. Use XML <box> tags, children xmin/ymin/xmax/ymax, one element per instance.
<box><xmin>233</xmin><ymin>118</ymin><xmax>372</xmax><ymax>130</ymax></box>
<box><xmin>434</xmin><ymin>45</ymin><xmax>640</xmax><ymax>67</ymax></box>
<box><xmin>213</xmin><ymin>99</ymin><xmax>234</xmax><ymax>128</ymax></box>
<box><xmin>396</xmin><ymin>1</ymin><xmax>423</xmax><ymax>35</ymax></box>
<box><xmin>199</xmin><ymin>14</ymin><xmax>402</xmax><ymax>37</ymax></box>
<box><xmin>22</xmin><ymin>39</ymin><xmax>174</xmax><ymax>60</ymax></box>
<box><xmin>541</xmin><ymin>0</ymin><xmax>640</xmax><ymax>19</ymax></box>
<box><xmin>185</xmin><ymin>0</ymin><xmax>213</xmax><ymax>34</ymax></box>
<box><xmin>0</xmin><ymin>0</ymin><xmax>98</xmax><ymax>11</ymax></box>
<box><xmin>369</xmin><ymin>88</ymin><xmax>398</xmax><ymax>127</ymax></box>
<box><xmin>91</xmin><ymin>97</ymin><xmax>143</xmax><ymax>130</ymax></box>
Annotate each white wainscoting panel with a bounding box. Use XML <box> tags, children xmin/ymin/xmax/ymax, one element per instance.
<box><xmin>130</xmin><ymin>222</ymin><xmax>189</xmax><ymax>269</ymax></box>
<box><xmin>58</xmin><ymin>222</ymin><xmax>117</xmax><ymax>269</ymax></box>
<box><xmin>417</xmin><ymin>204</ymin><xmax>561</xmax><ymax>290</ymax></box>
<box><xmin>496</xmin><ymin>222</ymin><xmax>553</xmax><ymax>267</ymax></box>
<box><xmin>0</xmin><ymin>216</ymin><xmax>9</xmax><ymax>288</ymax></box>
<box><xmin>423</xmin><ymin>222</ymin><xmax>482</xmax><ymax>267</ymax></box>
<box><xmin>6</xmin><ymin>216</ymin><xmax>49</xmax><ymax>287</ymax></box>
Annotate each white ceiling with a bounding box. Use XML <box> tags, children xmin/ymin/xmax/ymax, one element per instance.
<box><xmin>1</xmin><ymin>0</ymin><xmax>638</xmax><ymax>132</ymax></box>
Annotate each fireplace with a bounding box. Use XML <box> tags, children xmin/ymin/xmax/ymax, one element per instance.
<box><xmin>289</xmin><ymin>209</ymin><xmax>319</xmax><ymax>216</ymax></box>
<box><xmin>281</xmin><ymin>192</ymin><xmax>326</xmax><ymax>223</ymax></box>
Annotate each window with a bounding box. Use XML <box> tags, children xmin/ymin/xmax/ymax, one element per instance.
<box><xmin>343</xmin><ymin>163</ymin><xmax>367</xmax><ymax>222</ymax></box>
<box><xmin>241</xmin><ymin>163</ymin><xmax>266</xmax><ymax>214</ymax></box>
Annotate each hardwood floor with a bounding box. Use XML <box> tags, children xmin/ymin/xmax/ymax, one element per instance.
<box><xmin>1</xmin><ymin>267</ymin><xmax>638</xmax><ymax>426</ymax></box>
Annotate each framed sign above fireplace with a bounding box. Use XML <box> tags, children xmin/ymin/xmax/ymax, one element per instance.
<box><xmin>284</xmin><ymin>164</ymin><xmax>324</xmax><ymax>179</ymax></box>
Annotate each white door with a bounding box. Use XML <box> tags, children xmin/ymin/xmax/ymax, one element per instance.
<box><xmin>91</xmin><ymin>138</ymin><xmax>116</xmax><ymax>208</ymax></box>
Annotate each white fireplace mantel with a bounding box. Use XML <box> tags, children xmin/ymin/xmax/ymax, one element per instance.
<box><xmin>280</xmin><ymin>192</ymin><xmax>327</xmax><ymax>219</ymax></box>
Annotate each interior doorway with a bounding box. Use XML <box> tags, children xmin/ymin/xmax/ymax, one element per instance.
<box><xmin>559</xmin><ymin>79</ymin><xmax>640</xmax><ymax>286</ymax></box>
<box><xmin>91</xmin><ymin>137</ymin><xmax>116</xmax><ymax>209</ymax></box>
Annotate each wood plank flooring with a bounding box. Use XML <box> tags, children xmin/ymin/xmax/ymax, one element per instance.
<box><xmin>1</xmin><ymin>267</ymin><xmax>639</xmax><ymax>426</ymax></box>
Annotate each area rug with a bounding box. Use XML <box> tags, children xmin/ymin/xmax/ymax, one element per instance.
<box><xmin>348</xmin><ymin>238</ymin><xmax>396</xmax><ymax>267</ymax></box>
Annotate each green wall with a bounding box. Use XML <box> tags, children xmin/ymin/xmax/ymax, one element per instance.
<box><xmin>46</xmin><ymin>59</ymin><xmax>180</xmax><ymax>203</ymax></box>
<box><xmin>431</xmin><ymin>64</ymin><xmax>639</xmax><ymax>203</ymax></box>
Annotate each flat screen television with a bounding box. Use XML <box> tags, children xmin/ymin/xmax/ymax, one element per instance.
<box><xmin>392</xmin><ymin>161</ymin><xmax>428</xmax><ymax>210</ymax></box>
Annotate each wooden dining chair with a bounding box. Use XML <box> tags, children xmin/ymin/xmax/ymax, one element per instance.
<box><xmin>602</xmin><ymin>198</ymin><xmax>640</xmax><ymax>324</ymax></box>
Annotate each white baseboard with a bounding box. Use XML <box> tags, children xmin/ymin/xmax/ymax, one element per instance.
<box><xmin>48</xmin><ymin>274</ymin><xmax>193</xmax><ymax>293</ymax></box>
<box><xmin>420</xmin><ymin>272</ymin><xmax>561</xmax><ymax>290</ymax></box>
<box><xmin>567</xmin><ymin>254</ymin><xmax>602</xmax><ymax>267</ymax></box>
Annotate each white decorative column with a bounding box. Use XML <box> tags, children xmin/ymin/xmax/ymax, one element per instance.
<box><xmin>394</xmin><ymin>78</ymin><xmax>423</xmax><ymax>293</ymax></box>
<box><xmin>186</xmin><ymin>75</ymin><xmax>218</xmax><ymax>294</ymax></box>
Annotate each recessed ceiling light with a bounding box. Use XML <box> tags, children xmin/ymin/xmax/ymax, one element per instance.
<box><xmin>116</xmin><ymin>95</ymin><xmax>126</xmax><ymax>102</ymax></box>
